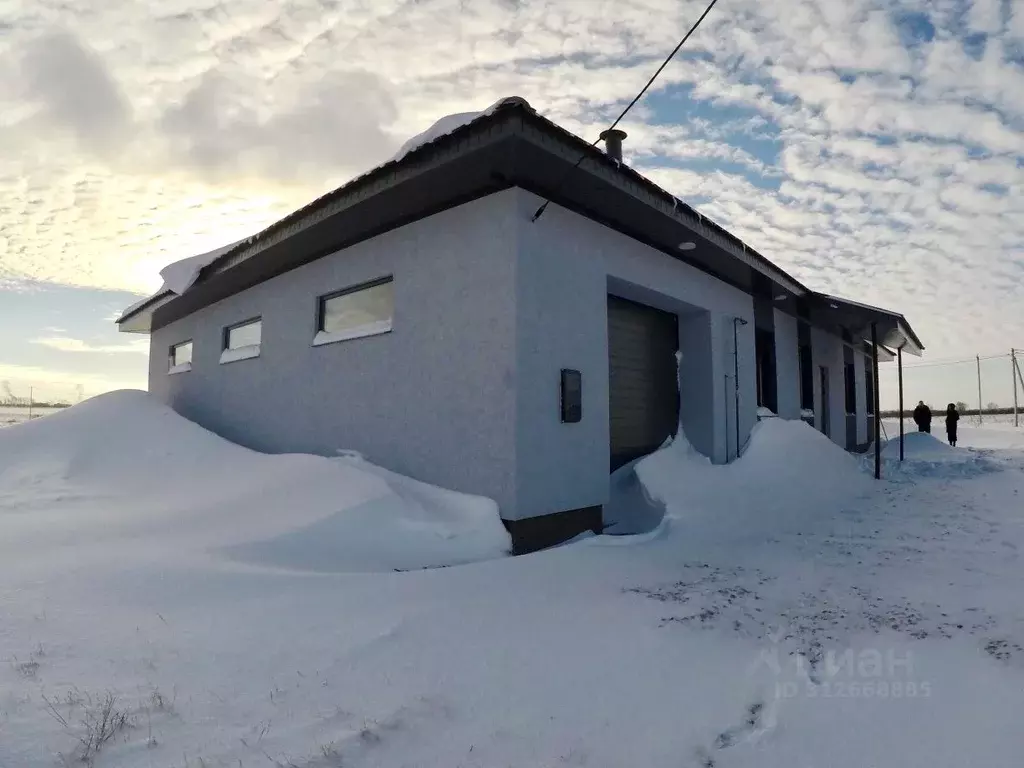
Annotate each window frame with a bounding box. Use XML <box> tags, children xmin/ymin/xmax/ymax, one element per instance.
<box><xmin>168</xmin><ymin>339</ymin><xmax>193</xmax><ymax>374</ymax></box>
<box><xmin>314</xmin><ymin>276</ymin><xmax>394</xmax><ymax>346</ymax></box>
<box><xmin>844</xmin><ymin>360</ymin><xmax>857</xmax><ymax>416</ymax></box>
<box><xmin>864</xmin><ymin>355</ymin><xmax>875</xmax><ymax>415</ymax></box>
<box><xmin>798</xmin><ymin>343</ymin><xmax>814</xmax><ymax>411</ymax></box>
<box><xmin>220</xmin><ymin>316</ymin><xmax>263</xmax><ymax>364</ymax></box>
<box><xmin>754</xmin><ymin>327</ymin><xmax>777</xmax><ymax>413</ymax></box>
<box><xmin>222</xmin><ymin>316</ymin><xmax>262</xmax><ymax>351</ymax></box>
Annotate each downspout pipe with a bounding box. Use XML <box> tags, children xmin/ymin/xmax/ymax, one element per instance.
<box><xmin>733</xmin><ymin>317</ymin><xmax>748</xmax><ymax>459</ymax></box>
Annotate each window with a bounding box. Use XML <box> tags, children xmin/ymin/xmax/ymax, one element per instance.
<box><xmin>221</xmin><ymin>317</ymin><xmax>262</xmax><ymax>363</ymax></box>
<box><xmin>314</xmin><ymin>277</ymin><xmax>394</xmax><ymax>346</ymax></box>
<box><xmin>755</xmin><ymin>328</ymin><xmax>777</xmax><ymax>413</ymax></box>
<box><xmin>819</xmin><ymin>366</ymin><xmax>831</xmax><ymax>436</ymax></box>
<box><xmin>844</xmin><ymin>362</ymin><xmax>856</xmax><ymax>415</ymax></box>
<box><xmin>168</xmin><ymin>340</ymin><xmax>193</xmax><ymax>373</ymax></box>
<box><xmin>799</xmin><ymin>344</ymin><xmax>814</xmax><ymax>411</ymax></box>
<box><xmin>560</xmin><ymin>369</ymin><xmax>582</xmax><ymax>424</ymax></box>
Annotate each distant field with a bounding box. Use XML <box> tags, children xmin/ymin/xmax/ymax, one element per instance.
<box><xmin>882</xmin><ymin>412</ymin><xmax>1023</xmax><ymax>429</ymax></box>
<box><xmin>0</xmin><ymin>405</ymin><xmax>67</xmax><ymax>429</ymax></box>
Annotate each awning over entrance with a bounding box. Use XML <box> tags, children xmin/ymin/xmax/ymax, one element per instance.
<box><xmin>808</xmin><ymin>293</ymin><xmax>924</xmax><ymax>357</ymax></box>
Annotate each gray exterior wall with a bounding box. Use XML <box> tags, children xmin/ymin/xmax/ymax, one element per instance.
<box><xmin>147</xmin><ymin>186</ymin><xmax>874</xmax><ymax>524</ymax></box>
<box><xmin>773</xmin><ymin>308</ymin><xmax>801</xmax><ymax>420</ymax></box>
<box><xmin>512</xmin><ymin>190</ymin><xmax>755</xmax><ymax>521</ymax></box>
<box><xmin>149</xmin><ymin>191</ymin><xmax>522</xmax><ymax>514</ymax></box>
<box><xmin>812</xmin><ymin>326</ymin><xmax>848</xmax><ymax>450</ymax></box>
<box><xmin>772</xmin><ymin>312</ymin><xmax>875</xmax><ymax>451</ymax></box>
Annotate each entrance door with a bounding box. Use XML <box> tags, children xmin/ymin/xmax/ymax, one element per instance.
<box><xmin>819</xmin><ymin>365</ymin><xmax>831</xmax><ymax>437</ymax></box>
<box><xmin>607</xmin><ymin>296</ymin><xmax>679</xmax><ymax>471</ymax></box>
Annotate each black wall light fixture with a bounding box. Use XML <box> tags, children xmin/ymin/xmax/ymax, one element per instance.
<box><xmin>560</xmin><ymin>369</ymin><xmax>582</xmax><ymax>423</ymax></box>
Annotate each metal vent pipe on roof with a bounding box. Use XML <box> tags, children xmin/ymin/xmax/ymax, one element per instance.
<box><xmin>599</xmin><ymin>129</ymin><xmax>627</xmax><ymax>162</ymax></box>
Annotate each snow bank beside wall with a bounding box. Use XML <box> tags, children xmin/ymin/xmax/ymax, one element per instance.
<box><xmin>0</xmin><ymin>391</ymin><xmax>510</xmax><ymax>574</ymax></box>
<box><xmin>635</xmin><ymin>417</ymin><xmax>873</xmax><ymax>531</ymax></box>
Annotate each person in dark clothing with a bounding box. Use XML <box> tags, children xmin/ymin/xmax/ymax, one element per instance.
<box><xmin>913</xmin><ymin>400</ymin><xmax>932</xmax><ymax>433</ymax></box>
<box><xmin>946</xmin><ymin>403</ymin><xmax>960</xmax><ymax>446</ymax></box>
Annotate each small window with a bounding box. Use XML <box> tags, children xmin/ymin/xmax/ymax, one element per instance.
<box><xmin>755</xmin><ymin>328</ymin><xmax>777</xmax><ymax>413</ymax></box>
<box><xmin>314</xmin><ymin>277</ymin><xmax>394</xmax><ymax>347</ymax></box>
<box><xmin>221</xmin><ymin>317</ymin><xmax>262</xmax><ymax>364</ymax></box>
<box><xmin>844</xmin><ymin>362</ymin><xmax>856</xmax><ymax>415</ymax></box>
<box><xmin>168</xmin><ymin>340</ymin><xmax>193</xmax><ymax>374</ymax></box>
<box><xmin>799</xmin><ymin>344</ymin><xmax>814</xmax><ymax>410</ymax></box>
<box><xmin>560</xmin><ymin>369</ymin><xmax>582</xmax><ymax>424</ymax></box>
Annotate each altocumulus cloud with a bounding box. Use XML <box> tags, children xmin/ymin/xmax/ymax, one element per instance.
<box><xmin>0</xmin><ymin>0</ymin><xmax>1022</xmax><ymax>362</ymax></box>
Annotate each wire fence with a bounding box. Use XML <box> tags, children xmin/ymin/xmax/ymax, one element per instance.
<box><xmin>0</xmin><ymin>379</ymin><xmax>89</xmax><ymax>428</ymax></box>
<box><xmin>877</xmin><ymin>348</ymin><xmax>1024</xmax><ymax>427</ymax></box>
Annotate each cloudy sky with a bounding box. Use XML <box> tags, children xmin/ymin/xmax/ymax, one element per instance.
<box><xmin>1</xmin><ymin>0</ymin><xmax>1023</xmax><ymax>407</ymax></box>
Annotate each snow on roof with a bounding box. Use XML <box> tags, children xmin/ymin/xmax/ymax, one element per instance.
<box><xmin>117</xmin><ymin>289</ymin><xmax>170</xmax><ymax>323</ymax></box>
<box><xmin>122</xmin><ymin>101</ymin><xmax>524</xmax><ymax>327</ymax></box>
<box><xmin>157</xmin><ymin>239</ymin><xmax>247</xmax><ymax>296</ymax></box>
<box><xmin>117</xmin><ymin>239</ymin><xmax>248</xmax><ymax>327</ymax></box>
<box><xmin>387</xmin><ymin>97</ymin><xmax>522</xmax><ymax>165</ymax></box>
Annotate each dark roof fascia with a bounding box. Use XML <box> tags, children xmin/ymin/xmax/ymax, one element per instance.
<box><xmin>194</xmin><ymin>106</ymin><xmax>525</xmax><ymax>287</ymax></box>
<box><xmin>509</xmin><ymin>177</ymin><xmax>749</xmax><ymax>295</ymax></box>
<box><xmin>192</xmin><ymin>100</ymin><xmax>808</xmax><ymax>299</ymax></box>
<box><xmin>148</xmin><ymin>99</ymin><xmax>920</xmax><ymax>350</ymax></box>
<box><xmin>809</xmin><ymin>292</ymin><xmax>924</xmax><ymax>356</ymax></box>
<box><xmin>154</xmin><ymin>137</ymin><xmax>785</xmax><ymax>331</ymax></box>
<box><xmin>116</xmin><ymin>289</ymin><xmax>173</xmax><ymax>330</ymax></box>
<box><xmin>151</xmin><ymin>135</ymin><xmax>517</xmax><ymax>330</ymax></box>
<box><xmin>511</xmin><ymin>109</ymin><xmax>809</xmax><ymax>297</ymax></box>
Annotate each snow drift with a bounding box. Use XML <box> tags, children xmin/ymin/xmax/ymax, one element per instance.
<box><xmin>0</xmin><ymin>391</ymin><xmax>510</xmax><ymax>573</ymax></box>
<box><xmin>879</xmin><ymin>431</ymin><xmax>1000</xmax><ymax>478</ymax></box>
<box><xmin>881</xmin><ymin>431</ymin><xmax>955</xmax><ymax>460</ymax></box>
<box><xmin>635</xmin><ymin>418</ymin><xmax>874</xmax><ymax>535</ymax></box>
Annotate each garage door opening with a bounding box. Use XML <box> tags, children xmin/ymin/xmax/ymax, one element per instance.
<box><xmin>608</xmin><ymin>295</ymin><xmax>680</xmax><ymax>472</ymax></box>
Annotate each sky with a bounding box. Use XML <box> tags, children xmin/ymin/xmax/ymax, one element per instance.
<box><xmin>1</xmin><ymin>0</ymin><xmax>1023</xmax><ymax>408</ymax></box>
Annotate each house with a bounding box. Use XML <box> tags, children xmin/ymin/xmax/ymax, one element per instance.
<box><xmin>118</xmin><ymin>96</ymin><xmax>924</xmax><ymax>553</ymax></box>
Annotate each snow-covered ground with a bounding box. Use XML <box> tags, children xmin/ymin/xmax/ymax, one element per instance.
<box><xmin>0</xmin><ymin>405</ymin><xmax>66</xmax><ymax>429</ymax></box>
<box><xmin>2</xmin><ymin>395</ymin><xmax>1023</xmax><ymax>767</ymax></box>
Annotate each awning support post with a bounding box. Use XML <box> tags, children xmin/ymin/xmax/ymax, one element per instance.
<box><xmin>897</xmin><ymin>346</ymin><xmax>904</xmax><ymax>462</ymax></box>
<box><xmin>872</xmin><ymin>323</ymin><xmax>881</xmax><ymax>479</ymax></box>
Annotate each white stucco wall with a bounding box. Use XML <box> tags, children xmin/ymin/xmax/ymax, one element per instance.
<box><xmin>812</xmin><ymin>327</ymin><xmax>847</xmax><ymax>450</ymax></box>
<box><xmin>149</xmin><ymin>191</ymin><xmax>522</xmax><ymax>515</ymax></box>
<box><xmin>513</xmin><ymin>190</ymin><xmax>755</xmax><ymax>520</ymax></box>
<box><xmin>146</xmin><ymin>183</ymin><xmax>871</xmax><ymax>525</ymax></box>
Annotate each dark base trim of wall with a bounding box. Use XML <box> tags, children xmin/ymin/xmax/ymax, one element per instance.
<box><xmin>503</xmin><ymin>506</ymin><xmax>604</xmax><ymax>555</ymax></box>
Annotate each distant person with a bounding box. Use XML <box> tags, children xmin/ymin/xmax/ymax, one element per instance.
<box><xmin>946</xmin><ymin>403</ymin><xmax>960</xmax><ymax>447</ymax></box>
<box><xmin>913</xmin><ymin>400</ymin><xmax>932</xmax><ymax>433</ymax></box>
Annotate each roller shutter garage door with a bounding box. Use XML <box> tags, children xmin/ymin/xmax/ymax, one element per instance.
<box><xmin>608</xmin><ymin>296</ymin><xmax>680</xmax><ymax>471</ymax></box>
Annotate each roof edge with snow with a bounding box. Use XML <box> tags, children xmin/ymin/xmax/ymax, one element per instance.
<box><xmin>119</xmin><ymin>96</ymin><xmax>923</xmax><ymax>353</ymax></box>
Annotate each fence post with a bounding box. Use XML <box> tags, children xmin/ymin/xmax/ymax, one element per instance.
<box><xmin>1015</xmin><ymin>354</ymin><xmax>1024</xmax><ymax>427</ymax></box>
<box><xmin>1014</xmin><ymin>349</ymin><xmax>1019</xmax><ymax>429</ymax></box>
<box><xmin>976</xmin><ymin>355</ymin><xmax>983</xmax><ymax>425</ymax></box>
<box><xmin>872</xmin><ymin>324</ymin><xmax>880</xmax><ymax>480</ymax></box>
<box><xmin>897</xmin><ymin>346</ymin><xmax>904</xmax><ymax>461</ymax></box>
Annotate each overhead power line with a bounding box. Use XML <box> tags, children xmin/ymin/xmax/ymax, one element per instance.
<box><xmin>880</xmin><ymin>353</ymin><xmax>1011</xmax><ymax>371</ymax></box>
<box><xmin>531</xmin><ymin>0</ymin><xmax>722</xmax><ymax>222</ymax></box>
